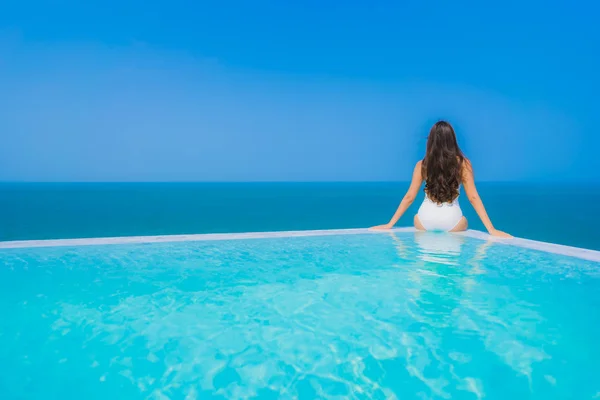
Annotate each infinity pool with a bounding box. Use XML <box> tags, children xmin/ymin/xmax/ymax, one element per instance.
<box><xmin>1</xmin><ymin>230</ymin><xmax>599</xmax><ymax>399</ymax></box>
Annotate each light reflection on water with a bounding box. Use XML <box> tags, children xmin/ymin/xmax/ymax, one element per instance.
<box><xmin>394</xmin><ymin>232</ymin><xmax>550</xmax><ymax>395</ymax></box>
<box><xmin>0</xmin><ymin>233</ymin><xmax>598</xmax><ymax>399</ymax></box>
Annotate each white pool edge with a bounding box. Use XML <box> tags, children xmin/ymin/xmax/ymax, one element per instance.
<box><xmin>455</xmin><ymin>230</ymin><xmax>600</xmax><ymax>262</ymax></box>
<box><xmin>0</xmin><ymin>228</ymin><xmax>598</xmax><ymax>262</ymax></box>
<box><xmin>0</xmin><ymin>228</ymin><xmax>392</xmax><ymax>249</ymax></box>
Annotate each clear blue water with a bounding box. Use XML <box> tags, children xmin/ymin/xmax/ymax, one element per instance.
<box><xmin>1</xmin><ymin>232</ymin><xmax>599</xmax><ymax>399</ymax></box>
<box><xmin>1</xmin><ymin>183</ymin><xmax>599</xmax><ymax>250</ymax></box>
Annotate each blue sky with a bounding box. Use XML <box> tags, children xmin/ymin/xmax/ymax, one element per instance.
<box><xmin>1</xmin><ymin>0</ymin><xmax>598</xmax><ymax>182</ymax></box>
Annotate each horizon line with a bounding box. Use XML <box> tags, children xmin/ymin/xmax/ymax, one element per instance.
<box><xmin>0</xmin><ymin>180</ymin><xmax>595</xmax><ymax>185</ymax></box>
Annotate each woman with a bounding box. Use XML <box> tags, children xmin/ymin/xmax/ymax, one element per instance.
<box><xmin>372</xmin><ymin>121</ymin><xmax>511</xmax><ymax>237</ymax></box>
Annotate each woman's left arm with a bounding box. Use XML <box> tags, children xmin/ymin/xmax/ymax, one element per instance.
<box><xmin>371</xmin><ymin>161</ymin><xmax>423</xmax><ymax>230</ymax></box>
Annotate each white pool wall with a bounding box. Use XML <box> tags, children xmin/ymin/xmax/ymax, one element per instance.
<box><xmin>0</xmin><ymin>228</ymin><xmax>598</xmax><ymax>262</ymax></box>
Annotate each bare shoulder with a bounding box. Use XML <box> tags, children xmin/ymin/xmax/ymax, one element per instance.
<box><xmin>461</xmin><ymin>158</ymin><xmax>474</xmax><ymax>180</ymax></box>
<box><xmin>414</xmin><ymin>160</ymin><xmax>423</xmax><ymax>174</ymax></box>
<box><xmin>462</xmin><ymin>158</ymin><xmax>473</xmax><ymax>171</ymax></box>
<box><xmin>411</xmin><ymin>160</ymin><xmax>424</xmax><ymax>180</ymax></box>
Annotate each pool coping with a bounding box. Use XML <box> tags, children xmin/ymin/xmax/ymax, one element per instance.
<box><xmin>0</xmin><ymin>228</ymin><xmax>598</xmax><ymax>262</ymax></box>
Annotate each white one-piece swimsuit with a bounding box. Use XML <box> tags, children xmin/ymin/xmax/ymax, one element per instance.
<box><xmin>417</xmin><ymin>193</ymin><xmax>463</xmax><ymax>231</ymax></box>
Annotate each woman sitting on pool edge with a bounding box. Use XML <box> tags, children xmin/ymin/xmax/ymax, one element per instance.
<box><xmin>371</xmin><ymin>120</ymin><xmax>511</xmax><ymax>238</ymax></box>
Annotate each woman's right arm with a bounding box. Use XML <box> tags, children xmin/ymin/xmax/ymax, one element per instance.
<box><xmin>371</xmin><ymin>161</ymin><xmax>423</xmax><ymax>230</ymax></box>
<box><xmin>462</xmin><ymin>160</ymin><xmax>512</xmax><ymax>238</ymax></box>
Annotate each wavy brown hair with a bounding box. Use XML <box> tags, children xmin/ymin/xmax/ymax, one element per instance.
<box><xmin>422</xmin><ymin>121</ymin><xmax>465</xmax><ymax>204</ymax></box>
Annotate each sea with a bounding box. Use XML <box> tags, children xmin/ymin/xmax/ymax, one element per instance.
<box><xmin>0</xmin><ymin>182</ymin><xmax>598</xmax><ymax>250</ymax></box>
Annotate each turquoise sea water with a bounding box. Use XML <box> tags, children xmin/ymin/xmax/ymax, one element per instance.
<box><xmin>1</xmin><ymin>183</ymin><xmax>599</xmax><ymax>249</ymax></box>
<box><xmin>1</xmin><ymin>232</ymin><xmax>599</xmax><ymax>399</ymax></box>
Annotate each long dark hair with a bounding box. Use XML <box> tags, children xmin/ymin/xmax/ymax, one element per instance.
<box><xmin>422</xmin><ymin>121</ymin><xmax>465</xmax><ymax>204</ymax></box>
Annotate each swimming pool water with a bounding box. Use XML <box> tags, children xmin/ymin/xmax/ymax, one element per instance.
<box><xmin>1</xmin><ymin>231</ymin><xmax>599</xmax><ymax>399</ymax></box>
